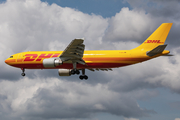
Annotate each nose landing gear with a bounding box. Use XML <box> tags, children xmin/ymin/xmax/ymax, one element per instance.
<box><xmin>21</xmin><ymin>68</ymin><xmax>25</xmax><ymax>76</ymax></box>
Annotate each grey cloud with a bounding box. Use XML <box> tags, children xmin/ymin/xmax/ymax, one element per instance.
<box><xmin>1</xmin><ymin>0</ymin><xmax>180</xmax><ymax>120</ymax></box>
<box><xmin>106</xmin><ymin>60</ymin><xmax>165</xmax><ymax>92</ymax></box>
<box><xmin>150</xmin><ymin>4</ymin><xmax>180</xmax><ymax>19</ymax></box>
<box><xmin>0</xmin><ymin>78</ymin><xmax>154</xmax><ymax>120</ymax></box>
<box><xmin>126</xmin><ymin>0</ymin><xmax>180</xmax><ymax>47</ymax></box>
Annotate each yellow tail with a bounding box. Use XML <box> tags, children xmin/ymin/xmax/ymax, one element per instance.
<box><xmin>133</xmin><ymin>23</ymin><xmax>173</xmax><ymax>51</ymax></box>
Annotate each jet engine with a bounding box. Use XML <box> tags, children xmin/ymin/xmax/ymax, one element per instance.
<box><xmin>58</xmin><ymin>69</ymin><xmax>71</xmax><ymax>76</ymax></box>
<box><xmin>43</xmin><ymin>58</ymin><xmax>63</xmax><ymax>68</ymax></box>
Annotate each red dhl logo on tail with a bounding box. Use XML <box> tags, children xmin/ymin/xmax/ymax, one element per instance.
<box><xmin>23</xmin><ymin>53</ymin><xmax>60</xmax><ymax>62</ymax></box>
<box><xmin>145</xmin><ymin>40</ymin><xmax>164</xmax><ymax>43</ymax></box>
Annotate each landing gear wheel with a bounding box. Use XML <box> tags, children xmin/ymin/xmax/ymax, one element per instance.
<box><xmin>21</xmin><ymin>73</ymin><xmax>25</xmax><ymax>76</ymax></box>
<box><xmin>79</xmin><ymin>75</ymin><xmax>88</xmax><ymax>80</ymax></box>
<box><xmin>84</xmin><ymin>75</ymin><xmax>88</xmax><ymax>80</ymax></box>
<box><xmin>21</xmin><ymin>68</ymin><xmax>25</xmax><ymax>77</ymax></box>
<box><xmin>71</xmin><ymin>69</ymin><xmax>80</xmax><ymax>75</ymax></box>
<box><xmin>76</xmin><ymin>70</ymin><xmax>80</xmax><ymax>75</ymax></box>
<box><xmin>71</xmin><ymin>69</ymin><xmax>75</xmax><ymax>75</ymax></box>
<box><xmin>79</xmin><ymin>75</ymin><xmax>84</xmax><ymax>80</ymax></box>
<box><xmin>79</xmin><ymin>69</ymin><xmax>88</xmax><ymax>80</ymax></box>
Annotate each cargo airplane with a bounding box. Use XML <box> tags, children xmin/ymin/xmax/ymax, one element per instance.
<box><xmin>5</xmin><ymin>23</ymin><xmax>173</xmax><ymax>80</ymax></box>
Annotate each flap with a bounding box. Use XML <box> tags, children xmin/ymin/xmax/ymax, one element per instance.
<box><xmin>60</xmin><ymin>38</ymin><xmax>86</xmax><ymax>65</ymax></box>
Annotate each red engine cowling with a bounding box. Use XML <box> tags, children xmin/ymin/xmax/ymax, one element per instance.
<box><xmin>58</xmin><ymin>69</ymin><xmax>71</xmax><ymax>76</ymax></box>
<box><xmin>43</xmin><ymin>58</ymin><xmax>63</xmax><ymax>68</ymax></box>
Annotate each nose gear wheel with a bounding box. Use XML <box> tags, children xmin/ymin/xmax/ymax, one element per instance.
<box><xmin>21</xmin><ymin>68</ymin><xmax>25</xmax><ymax>77</ymax></box>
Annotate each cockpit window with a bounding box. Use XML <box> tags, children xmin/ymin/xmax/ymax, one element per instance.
<box><xmin>10</xmin><ymin>56</ymin><xmax>13</xmax><ymax>58</ymax></box>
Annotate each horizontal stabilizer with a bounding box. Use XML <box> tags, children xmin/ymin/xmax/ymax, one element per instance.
<box><xmin>146</xmin><ymin>44</ymin><xmax>167</xmax><ymax>57</ymax></box>
<box><xmin>162</xmin><ymin>54</ymin><xmax>174</xmax><ymax>56</ymax></box>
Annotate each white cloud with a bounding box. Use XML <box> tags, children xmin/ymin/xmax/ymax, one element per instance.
<box><xmin>175</xmin><ymin>118</ymin><xmax>180</xmax><ymax>120</ymax></box>
<box><xmin>48</xmin><ymin>40</ymin><xmax>66</xmax><ymax>51</ymax></box>
<box><xmin>124</xmin><ymin>118</ymin><xmax>139</xmax><ymax>120</ymax></box>
<box><xmin>0</xmin><ymin>0</ymin><xmax>180</xmax><ymax>120</ymax></box>
<box><xmin>112</xmin><ymin>41</ymin><xmax>140</xmax><ymax>50</ymax></box>
<box><xmin>104</xmin><ymin>7</ymin><xmax>155</xmax><ymax>42</ymax></box>
<box><xmin>0</xmin><ymin>0</ymin><xmax>108</xmax><ymax>53</ymax></box>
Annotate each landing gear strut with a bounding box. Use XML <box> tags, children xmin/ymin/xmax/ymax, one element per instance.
<box><xmin>79</xmin><ymin>69</ymin><xmax>88</xmax><ymax>80</ymax></box>
<box><xmin>21</xmin><ymin>68</ymin><xmax>25</xmax><ymax>76</ymax></box>
<box><xmin>71</xmin><ymin>62</ymin><xmax>80</xmax><ymax>75</ymax></box>
<box><xmin>70</xmin><ymin>62</ymin><xmax>88</xmax><ymax>80</ymax></box>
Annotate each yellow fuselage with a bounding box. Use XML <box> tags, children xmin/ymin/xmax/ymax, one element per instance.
<box><xmin>5</xmin><ymin>49</ymin><xmax>169</xmax><ymax>69</ymax></box>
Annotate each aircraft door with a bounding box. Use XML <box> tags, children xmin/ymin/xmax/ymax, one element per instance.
<box><xmin>17</xmin><ymin>53</ymin><xmax>23</xmax><ymax>62</ymax></box>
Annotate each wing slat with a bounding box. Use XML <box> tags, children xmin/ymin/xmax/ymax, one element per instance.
<box><xmin>60</xmin><ymin>38</ymin><xmax>86</xmax><ymax>65</ymax></box>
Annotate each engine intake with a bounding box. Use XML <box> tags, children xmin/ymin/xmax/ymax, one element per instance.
<box><xmin>58</xmin><ymin>69</ymin><xmax>71</xmax><ymax>76</ymax></box>
<box><xmin>43</xmin><ymin>58</ymin><xmax>63</xmax><ymax>68</ymax></box>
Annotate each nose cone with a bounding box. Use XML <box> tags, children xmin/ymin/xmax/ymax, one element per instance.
<box><xmin>5</xmin><ymin>58</ymin><xmax>16</xmax><ymax>65</ymax></box>
<box><xmin>5</xmin><ymin>58</ymin><xmax>9</xmax><ymax>64</ymax></box>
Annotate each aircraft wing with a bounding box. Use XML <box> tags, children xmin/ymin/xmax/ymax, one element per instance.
<box><xmin>60</xmin><ymin>38</ymin><xmax>86</xmax><ymax>65</ymax></box>
<box><xmin>88</xmin><ymin>68</ymin><xmax>113</xmax><ymax>71</ymax></box>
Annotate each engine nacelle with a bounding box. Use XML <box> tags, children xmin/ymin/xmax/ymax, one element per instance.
<box><xmin>58</xmin><ymin>69</ymin><xmax>71</xmax><ymax>76</ymax></box>
<box><xmin>43</xmin><ymin>57</ymin><xmax>63</xmax><ymax>68</ymax></box>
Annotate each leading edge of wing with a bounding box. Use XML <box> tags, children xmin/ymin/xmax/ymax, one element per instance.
<box><xmin>60</xmin><ymin>38</ymin><xmax>86</xmax><ymax>65</ymax></box>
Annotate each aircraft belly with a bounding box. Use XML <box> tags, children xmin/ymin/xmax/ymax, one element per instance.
<box><xmin>11</xmin><ymin>62</ymin><xmax>133</xmax><ymax>69</ymax></box>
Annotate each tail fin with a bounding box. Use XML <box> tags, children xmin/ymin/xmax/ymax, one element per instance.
<box><xmin>133</xmin><ymin>23</ymin><xmax>173</xmax><ymax>51</ymax></box>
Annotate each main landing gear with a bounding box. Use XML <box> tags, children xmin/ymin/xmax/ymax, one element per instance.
<box><xmin>71</xmin><ymin>69</ymin><xmax>80</xmax><ymax>75</ymax></box>
<box><xmin>79</xmin><ymin>69</ymin><xmax>88</xmax><ymax>80</ymax></box>
<box><xmin>70</xmin><ymin>69</ymin><xmax>88</xmax><ymax>80</ymax></box>
<box><xmin>21</xmin><ymin>68</ymin><xmax>25</xmax><ymax>76</ymax></box>
<box><xmin>71</xmin><ymin>62</ymin><xmax>88</xmax><ymax>80</ymax></box>
<box><xmin>71</xmin><ymin>62</ymin><xmax>80</xmax><ymax>75</ymax></box>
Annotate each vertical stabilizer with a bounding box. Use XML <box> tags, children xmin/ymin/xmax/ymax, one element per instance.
<box><xmin>133</xmin><ymin>23</ymin><xmax>173</xmax><ymax>51</ymax></box>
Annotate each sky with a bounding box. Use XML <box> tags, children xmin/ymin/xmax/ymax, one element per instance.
<box><xmin>0</xmin><ymin>0</ymin><xmax>180</xmax><ymax>120</ymax></box>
